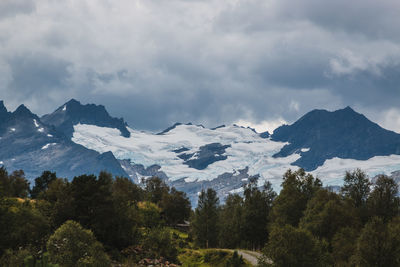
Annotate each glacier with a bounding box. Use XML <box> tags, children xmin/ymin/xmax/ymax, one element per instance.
<box><xmin>72</xmin><ymin>123</ymin><xmax>400</xmax><ymax>192</ymax></box>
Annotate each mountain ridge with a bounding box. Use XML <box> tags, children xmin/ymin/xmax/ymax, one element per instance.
<box><xmin>271</xmin><ymin>107</ymin><xmax>400</xmax><ymax>170</ymax></box>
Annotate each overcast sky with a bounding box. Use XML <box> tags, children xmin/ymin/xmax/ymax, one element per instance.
<box><xmin>1</xmin><ymin>0</ymin><xmax>400</xmax><ymax>133</ymax></box>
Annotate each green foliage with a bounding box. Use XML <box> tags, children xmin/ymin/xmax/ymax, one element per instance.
<box><xmin>242</xmin><ymin>179</ymin><xmax>276</xmax><ymax>250</ymax></box>
<box><xmin>0</xmin><ymin>168</ymin><xmax>30</xmax><ymax>198</ymax></box>
<box><xmin>354</xmin><ymin>216</ymin><xmax>400</xmax><ymax>267</ymax></box>
<box><xmin>31</xmin><ymin>171</ymin><xmax>57</xmax><ymax>199</ymax></box>
<box><xmin>0</xmin><ymin>248</ymin><xmax>32</xmax><ymax>267</ymax></box>
<box><xmin>218</xmin><ymin>194</ymin><xmax>244</xmax><ymax>248</ymax></box>
<box><xmin>40</xmin><ymin>178</ymin><xmax>74</xmax><ymax>229</ymax></box>
<box><xmin>141</xmin><ymin>227</ymin><xmax>178</xmax><ymax>261</ymax></box>
<box><xmin>2</xmin><ymin>166</ymin><xmax>400</xmax><ymax>266</ymax></box>
<box><xmin>262</xmin><ymin>224</ymin><xmax>330</xmax><ymax>267</ymax></box>
<box><xmin>367</xmin><ymin>174</ymin><xmax>400</xmax><ymax>222</ymax></box>
<box><xmin>112</xmin><ymin>176</ymin><xmax>143</xmax><ymax>204</ymax></box>
<box><xmin>0</xmin><ymin>198</ymin><xmax>50</xmax><ymax>253</ymax></box>
<box><xmin>138</xmin><ymin>201</ymin><xmax>163</xmax><ymax>228</ymax></box>
<box><xmin>46</xmin><ymin>220</ymin><xmax>110</xmax><ymax>267</ymax></box>
<box><xmin>192</xmin><ymin>188</ymin><xmax>220</xmax><ymax>248</ymax></box>
<box><xmin>270</xmin><ymin>169</ymin><xmax>322</xmax><ymax>227</ymax></box>
<box><xmin>300</xmin><ymin>189</ymin><xmax>358</xmax><ymax>242</ymax></box>
<box><xmin>144</xmin><ymin>176</ymin><xmax>170</xmax><ymax>204</ymax></box>
<box><xmin>225</xmin><ymin>251</ymin><xmax>245</xmax><ymax>267</ymax></box>
<box><xmin>160</xmin><ymin>187</ymin><xmax>191</xmax><ymax>225</ymax></box>
<box><xmin>178</xmin><ymin>249</ymin><xmax>247</xmax><ymax>267</ymax></box>
<box><xmin>341</xmin><ymin>169</ymin><xmax>371</xmax><ymax>223</ymax></box>
<box><xmin>331</xmin><ymin>227</ymin><xmax>359</xmax><ymax>266</ymax></box>
<box><xmin>71</xmin><ymin>172</ymin><xmax>116</xmax><ymax>248</ymax></box>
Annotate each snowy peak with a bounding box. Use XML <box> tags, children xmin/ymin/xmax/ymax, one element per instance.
<box><xmin>41</xmin><ymin>99</ymin><xmax>130</xmax><ymax>138</ymax></box>
<box><xmin>0</xmin><ymin>100</ymin><xmax>128</xmax><ymax>180</ymax></box>
<box><xmin>272</xmin><ymin>107</ymin><xmax>400</xmax><ymax>171</ymax></box>
<box><xmin>157</xmin><ymin>122</ymin><xmax>205</xmax><ymax>135</ymax></box>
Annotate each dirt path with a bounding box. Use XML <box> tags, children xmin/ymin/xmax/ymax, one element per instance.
<box><xmin>237</xmin><ymin>250</ymin><xmax>262</xmax><ymax>266</ymax></box>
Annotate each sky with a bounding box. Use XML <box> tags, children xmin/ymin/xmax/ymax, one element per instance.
<box><xmin>1</xmin><ymin>0</ymin><xmax>400</xmax><ymax>133</ymax></box>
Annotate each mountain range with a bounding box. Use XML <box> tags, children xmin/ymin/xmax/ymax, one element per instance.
<box><xmin>1</xmin><ymin>99</ymin><xmax>400</xmax><ymax>203</ymax></box>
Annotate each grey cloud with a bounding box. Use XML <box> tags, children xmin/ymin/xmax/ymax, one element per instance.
<box><xmin>0</xmin><ymin>0</ymin><xmax>35</xmax><ymax>19</ymax></box>
<box><xmin>0</xmin><ymin>0</ymin><xmax>399</xmax><ymax>133</ymax></box>
<box><xmin>8</xmin><ymin>53</ymin><xmax>71</xmax><ymax>96</ymax></box>
<box><xmin>277</xmin><ymin>0</ymin><xmax>400</xmax><ymax>41</ymax></box>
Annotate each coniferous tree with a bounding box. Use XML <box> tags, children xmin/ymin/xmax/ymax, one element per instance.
<box><xmin>192</xmin><ymin>188</ymin><xmax>219</xmax><ymax>248</ymax></box>
<box><xmin>144</xmin><ymin>176</ymin><xmax>169</xmax><ymax>204</ymax></box>
<box><xmin>30</xmin><ymin>171</ymin><xmax>57</xmax><ymax>199</ymax></box>
<box><xmin>218</xmin><ymin>194</ymin><xmax>244</xmax><ymax>248</ymax></box>
<box><xmin>270</xmin><ymin>169</ymin><xmax>322</xmax><ymax>227</ymax></box>
<box><xmin>243</xmin><ymin>178</ymin><xmax>276</xmax><ymax>250</ymax></box>
<box><xmin>160</xmin><ymin>187</ymin><xmax>191</xmax><ymax>225</ymax></box>
<box><xmin>300</xmin><ymin>189</ymin><xmax>358</xmax><ymax>242</ymax></box>
<box><xmin>8</xmin><ymin>170</ymin><xmax>30</xmax><ymax>198</ymax></box>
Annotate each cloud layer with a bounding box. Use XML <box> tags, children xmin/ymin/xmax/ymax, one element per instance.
<box><xmin>0</xmin><ymin>0</ymin><xmax>399</xmax><ymax>132</ymax></box>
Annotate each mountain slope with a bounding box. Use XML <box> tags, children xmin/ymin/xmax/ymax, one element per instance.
<box><xmin>2</xmin><ymin>99</ymin><xmax>400</xmax><ymax>203</ymax></box>
<box><xmin>41</xmin><ymin>99</ymin><xmax>130</xmax><ymax>138</ymax></box>
<box><xmin>271</xmin><ymin>107</ymin><xmax>400</xmax><ymax>171</ymax></box>
<box><xmin>0</xmin><ymin>102</ymin><xmax>127</xmax><ymax>179</ymax></box>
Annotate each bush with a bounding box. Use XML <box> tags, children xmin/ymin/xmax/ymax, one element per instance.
<box><xmin>46</xmin><ymin>220</ymin><xmax>110</xmax><ymax>267</ymax></box>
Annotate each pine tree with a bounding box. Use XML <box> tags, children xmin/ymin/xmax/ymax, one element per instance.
<box><xmin>192</xmin><ymin>188</ymin><xmax>219</xmax><ymax>248</ymax></box>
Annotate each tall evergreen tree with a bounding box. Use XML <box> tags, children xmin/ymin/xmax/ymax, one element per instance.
<box><xmin>31</xmin><ymin>171</ymin><xmax>57</xmax><ymax>199</ymax></box>
<box><xmin>270</xmin><ymin>169</ymin><xmax>322</xmax><ymax>226</ymax></box>
<box><xmin>192</xmin><ymin>188</ymin><xmax>219</xmax><ymax>248</ymax></box>
<box><xmin>243</xmin><ymin>178</ymin><xmax>276</xmax><ymax>250</ymax></box>
<box><xmin>218</xmin><ymin>193</ymin><xmax>244</xmax><ymax>248</ymax></box>
<box><xmin>300</xmin><ymin>189</ymin><xmax>358</xmax><ymax>242</ymax></box>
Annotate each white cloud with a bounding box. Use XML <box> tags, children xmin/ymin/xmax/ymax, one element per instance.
<box><xmin>235</xmin><ymin>118</ymin><xmax>287</xmax><ymax>134</ymax></box>
<box><xmin>380</xmin><ymin>108</ymin><xmax>400</xmax><ymax>133</ymax></box>
<box><xmin>0</xmin><ymin>0</ymin><xmax>399</xmax><ymax>129</ymax></box>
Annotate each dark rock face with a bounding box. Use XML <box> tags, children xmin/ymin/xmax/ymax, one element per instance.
<box><xmin>172</xmin><ymin>147</ymin><xmax>190</xmax><ymax>153</ymax></box>
<box><xmin>178</xmin><ymin>143</ymin><xmax>231</xmax><ymax>170</ymax></box>
<box><xmin>0</xmin><ymin>101</ymin><xmax>127</xmax><ymax>180</ymax></box>
<box><xmin>41</xmin><ymin>99</ymin><xmax>130</xmax><ymax>138</ymax></box>
<box><xmin>171</xmin><ymin>167</ymin><xmax>253</xmax><ymax>205</ymax></box>
<box><xmin>271</xmin><ymin>107</ymin><xmax>400</xmax><ymax>171</ymax></box>
<box><xmin>259</xmin><ymin>131</ymin><xmax>270</xmax><ymax>138</ymax></box>
<box><xmin>119</xmin><ymin>160</ymin><xmax>168</xmax><ymax>183</ymax></box>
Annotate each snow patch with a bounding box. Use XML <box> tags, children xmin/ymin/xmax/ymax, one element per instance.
<box><xmin>10</xmin><ymin>128</ymin><xmax>16</xmax><ymax>132</ymax></box>
<box><xmin>42</xmin><ymin>143</ymin><xmax>57</xmax><ymax>150</ymax></box>
<box><xmin>33</xmin><ymin>119</ymin><xmax>39</xmax><ymax>128</ymax></box>
<box><xmin>72</xmin><ymin>123</ymin><xmax>400</xmax><ymax>191</ymax></box>
<box><xmin>38</xmin><ymin>128</ymin><xmax>44</xmax><ymax>133</ymax></box>
<box><xmin>62</xmin><ymin>105</ymin><xmax>67</xmax><ymax>111</ymax></box>
<box><xmin>47</xmin><ymin>134</ymin><xmax>53</xmax><ymax>137</ymax></box>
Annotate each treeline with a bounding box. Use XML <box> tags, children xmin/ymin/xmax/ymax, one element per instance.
<box><xmin>0</xmin><ymin>168</ymin><xmax>191</xmax><ymax>266</ymax></box>
<box><xmin>2</xmin><ymin>166</ymin><xmax>400</xmax><ymax>266</ymax></box>
<box><xmin>191</xmin><ymin>169</ymin><xmax>400</xmax><ymax>267</ymax></box>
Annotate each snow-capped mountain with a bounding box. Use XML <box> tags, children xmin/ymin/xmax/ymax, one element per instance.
<box><xmin>2</xmin><ymin>99</ymin><xmax>400</xmax><ymax>203</ymax></box>
<box><xmin>271</xmin><ymin>107</ymin><xmax>400</xmax><ymax>171</ymax></box>
<box><xmin>0</xmin><ymin>101</ymin><xmax>127</xmax><ymax>179</ymax></box>
<box><xmin>41</xmin><ymin>99</ymin><xmax>130</xmax><ymax>138</ymax></box>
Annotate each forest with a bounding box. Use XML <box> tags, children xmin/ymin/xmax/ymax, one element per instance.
<box><xmin>1</xmin><ymin>167</ymin><xmax>400</xmax><ymax>266</ymax></box>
